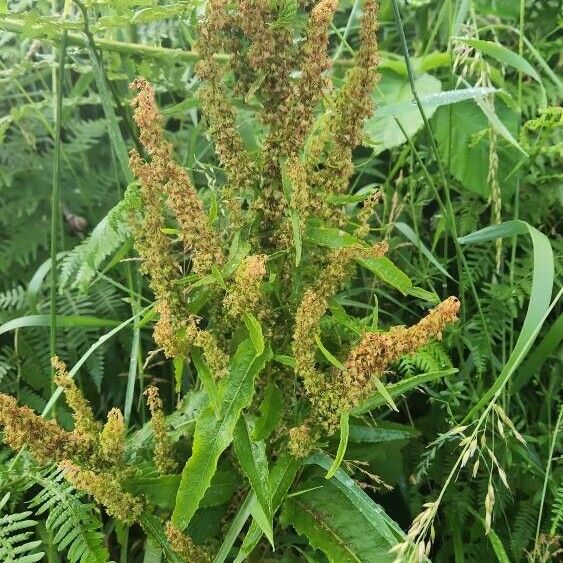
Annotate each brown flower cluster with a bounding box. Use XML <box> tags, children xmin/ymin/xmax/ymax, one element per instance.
<box><xmin>345</xmin><ymin>297</ymin><xmax>461</xmax><ymax>383</ymax></box>
<box><xmin>145</xmin><ymin>385</ymin><xmax>178</xmax><ymax>475</ymax></box>
<box><xmin>291</xmin><ymin>296</ymin><xmax>460</xmax><ymax>448</ymax></box>
<box><xmin>0</xmin><ymin>358</ymin><xmax>177</xmax><ymax>524</ymax></box>
<box><xmin>224</xmin><ymin>254</ymin><xmax>268</xmax><ymax>318</ymax></box>
<box><xmin>130</xmin><ymin>78</ymin><xmax>223</xmax><ymax>275</ymax></box>
<box><xmin>293</xmin><ymin>242</ymin><xmax>389</xmax><ymax>396</ymax></box>
<box><xmin>196</xmin><ymin>0</ymin><xmax>257</xmax><ymax>192</ymax></box>
<box><xmin>309</xmin><ymin>0</ymin><xmax>380</xmax><ymax>195</ymax></box>
<box><xmin>166</xmin><ymin>521</ymin><xmax>210</xmax><ymax>563</ymax></box>
<box><xmin>129</xmin><ymin>78</ymin><xmax>228</xmax><ymax>360</ymax></box>
<box><xmin>0</xmin><ymin>393</ymin><xmax>85</xmax><ymax>463</ymax></box>
<box><xmin>52</xmin><ymin>355</ymin><xmax>101</xmax><ymax>444</ymax></box>
<box><xmin>264</xmin><ymin>0</ymin><xmax>338</xmax><ymax>160</ymax></box>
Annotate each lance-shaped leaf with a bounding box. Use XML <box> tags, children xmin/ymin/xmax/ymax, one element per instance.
<box><xmin>171</xmin><ymin>339</ymin><xmax>271</xmax><ymax>529</ymax></box>
<box><xmin>233</xmin><ymin>416</ymin><xmax>273</xmax><ymax>546</ymax></box>
<box><xmin>234</xmin><ymin>455</ymin><xmax>301</xmax><ymax>563</ymax></box>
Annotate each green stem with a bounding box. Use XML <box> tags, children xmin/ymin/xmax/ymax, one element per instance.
<box><xmin>49</xmin><ymin>31</ymin><xmax>68</xmax><ymax>387</ymax></box>
<box><xmin>535</xmin><ymin>405</ymin><xmax>563</xmax><ymax>545</ymax></box>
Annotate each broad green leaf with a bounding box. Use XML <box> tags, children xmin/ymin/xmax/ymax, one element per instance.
<box><xmin>243</xmin><ymin>312</ymin><xmax>265</xmax><ymax>356</ymax></box>
<box><xmin>325</xmin><ymin>412</ymin><xmax>350</xmax><ymax>479</ymax></box>
<box><xmin>434</xmin><ymin>100</ymin><xmax>520</xmax><ymax>197</ymax></box>
<box><xmin>357</xmin><ymin>256</ymin><xmax>412</xmax><ymax>295</ymax></box>
<box><xmin>233</xmin><ymin>416</ymin><xmax>273</xmax><ymax>546</ymax></box>
<box><xmin>171</xmin><ymin>340</ymin><xmax>271</xmax><ymax>529</ymax></box>
<box><xmin>460</xmin><ymin>221</ymin><xmax>556</xmax><ymax>421</ymax></box>
<box><xmin>351</xmin><ymin>369</ymin><xmax>458</xmax><ymax>415</ymax></box>
<box><xmin>305</xmin><ymin>453</ymin><xmax>406</xmax><ymax>543</ymax></box>
<box><xmin>281</xmin><ymin>469</ymin><xmax>402</xmax><ymax>562</ymax></box>
<box><xmin>253</xmin><ymin>382</ymin><xmax>283</xmax><ymax>441</ymax></box>
<box><xmin>365</xmin><ymin>69</ymin><xmax>441</xmax><ymax>154</ymax></box>
<box><xmin>127</xmin><ymin>469</ymin><xmax>239</xmax><ymax>510</ymax></box>
<box><xmin>234</xmin><ymin>456</ymin><xmax>301</xmax><ymax>563</ymax></box>
<box><xmin>394</xmin><ymin>221</ymin><xmax>454</xmax><ymax>280</ymax></box>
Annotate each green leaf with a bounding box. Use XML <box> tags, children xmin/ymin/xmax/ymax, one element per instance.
<box><xmin>315</xmin><ymin>335</ymin><xmax>345</xmax><ymax>370</ymax></box>
<box><xmin>407</xmin><ymin>286</ymin><xmax>440</xmax><ymax>304</ymax></box>
<box><xmin>371</xmin><ymin>377</ymin><xmax>399</xmax><ymax>412</ymax></box>
<box><xmin>349</xmin><ymin>421</ymin><xmax>419</xmax><ymax>443</ymax></box>
<box><xmin>513</xmin><ymin>313</ymin><xmax>563</xmax><ymax>392</ymax></box>
<box><xmin>127</xmin><ymin>470</ymin><xmax>239</xmax><ymax>511</ymax></box>
<box><xmin>191</xmin><ymin>348</ymin><xmax>219</xmax><ymax>411</ymax></box>
<box><xmin>305</xmin><ymin>452</ymin><xmax>405</xmax><ymax>543</ymax></box>
<box><xmin>171</xmin><ymin>340</ymin><xmax>271</xmax><ymax>529</ymax></box>
<box><xmin>233</xmin><ymin>416</ymin><xmax>273</xmax><ymax>546</ymax></box>
<box><xmin>281</xmin><ymin>159</ymin><xmax>303</xmax><ymax>266</ymax></box>
<box><xmin>0</xmin><ymin>314</ymin><xmax>120</xmax><ymax>336</ymax></box>
<box><xmin>213</xmin><ymin>493</ymin><xmax>254</xmax><ymax>563</ymax></box>
<box><xmin>357</xmin><ymin>256</ymin><xmax>412</xmax><ymax>295</ymax></box>
<box><xmin>460</xmin><ymin>221</ymin><xmax>556</xmax><ymax>421</ymax></box>
<box><xmin>393</xmin><ymin>221</ymin><xmax>454</xmax><ymax>280</ymax></box>
<box><xmin>365</xmin><ymin>69</ymin><xmax>441</xmax><ymax>154</ymax></box>
<box><xmin>351</xmin><ymin>369</ymin><xmax>458</xmax><ymax>415</ymax></box>
<box><xmin>243</xmin><ymin>312</ymin><xmax>265</xmax><ymax>356</ymax></box>
<box><xmin>281</xmin><ymin>466</ymin><xmax>403</xmax><ymax>562</ymax></box>
<box><xmin>306</xmin><ymin>227</ymin><xmax>364</xmax><ymax>249</ymax></box>
<box><xmin>434</xmin><ymin>100</ymin><xmax>520</xmax><ymax>197</ymax></box>
<box><xmin>253</xmin><ymin>382</ymin><xmax>283</xmax><ymax>441</ymax></box>
<box><xmin>325</xmin><ymin>412</ymin><xmax>350</xmax><ymax>479</ymax></box>
<box><xmin>456</xmin><ymin>37</ymin><xmax>546</xmax><ymax>108</ymax></box>
<box><xmin>235</xmin><ymin>456</ymin><xmax>301</xmax><ymax>562</ymax></box>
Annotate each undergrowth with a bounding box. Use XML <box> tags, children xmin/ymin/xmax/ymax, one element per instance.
<box><xmin>0</xmin><ymin>1</ymin><xmax>561</xmax><ymax>562</ymax></box>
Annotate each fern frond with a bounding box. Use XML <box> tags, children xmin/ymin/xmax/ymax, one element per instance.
<box><xmin>59</xmin><ymin>183</ymin><xmax>141</xmax><ymax>290</ymax></box>
<box><xmin>28</xmin><ymin>467</ymin><xmax>110</xmax><ymax>563</ymax></box>
<box><xmin>550</xmin><ymin>482</ymin><xmax>563</xmax><ymax>534</ymax></box>
<box><xmin>0</xmin><ymin>492</ymin><xmax>44</xmax><ymax>563</ymax></box>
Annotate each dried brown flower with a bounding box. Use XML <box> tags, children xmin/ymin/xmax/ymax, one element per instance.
<box><xmin>310</xmin><ymin>0</ymin><xmax>380</xmax><ymax>195</ymax></box>
<box><xmin>145</xmin><ymin>386</ymin><xmax>178</xmax><ymax>475</ymax></box>
<box><xmin>0</xmin><ymin>393</ymin><xmax>86</xmax><ymax>463</ymax></box>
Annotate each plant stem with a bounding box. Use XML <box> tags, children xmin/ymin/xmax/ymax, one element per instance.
<box><xmin>49</xmin><ymin>31</ymin><xmax>67</xmax><ymax>389</ymax></box>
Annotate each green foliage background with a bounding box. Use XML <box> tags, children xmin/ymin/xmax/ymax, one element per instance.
<box><xmin>0</xmin><ymin>0</ymin><xmax>561</xmax><ymax>562</ymax></box>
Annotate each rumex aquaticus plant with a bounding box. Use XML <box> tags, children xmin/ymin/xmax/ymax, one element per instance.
<box><xmin>0</xmin><ymin>1</ymin><xmax>471</xmax><ymax>561</ymax></box>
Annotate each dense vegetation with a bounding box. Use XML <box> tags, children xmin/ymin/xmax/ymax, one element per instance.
<box><xmin>0</xmin><ymin>1</ymin><xmax>561</xmax><ymax>562</ymax></box>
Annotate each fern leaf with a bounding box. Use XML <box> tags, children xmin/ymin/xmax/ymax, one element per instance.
<box><xmin>59</xmin><ymin>183</ymin><xmax>140</xmax><ymax>290</ymax></box>
<box><xmin>0</xmin><ymin>493</ymin><xmax>44</xmax><ymax>563</ymax></box>
<box><xmin>28</xmin><ymin>468</ymin><xmax>109</xmax><ymax>563</ymax></box>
